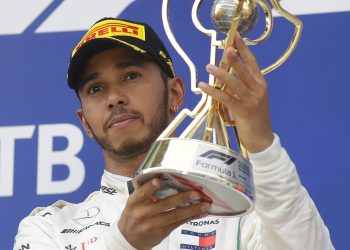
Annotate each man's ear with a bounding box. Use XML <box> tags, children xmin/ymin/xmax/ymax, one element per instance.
<box><xmin>77</xmin><ymin>108</ymin><xmax>94</xmax><ymax>139</ymax></box>
<box><xmin>168</xmin><ymin>76</ymin><xmax>185</xmax><ymax>115</ymax></box>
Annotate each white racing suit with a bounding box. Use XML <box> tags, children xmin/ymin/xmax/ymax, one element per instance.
<box><xmin>14</xmin><ymin>135</ymin><xmax>334</xmax><ymax>250</ymax></box>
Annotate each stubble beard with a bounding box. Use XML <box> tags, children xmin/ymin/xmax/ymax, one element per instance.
<box><xmin>89</xmin><ymin>88</ymin><xmax>169</xmax><ymax>159</ymax></box>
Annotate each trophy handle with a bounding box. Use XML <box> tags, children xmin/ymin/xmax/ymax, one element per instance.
<box><xmin>192</xmin><ymin>0</ymin><xmax>220</xmax><ymax>86</ymax></box>
<box><xmin>243</xmin><ymin>0</ymin><xmax>274</xmax><ymax>46</ymax></box>
<box><xmin>260</xmin><ymin>0</ymin><xmax>303</xmax><ymax>75</ymax></box>
<box><xmin>162</xmin><ymin>0</ymin><xmax>200</xmax><ymax>94</ymax></box>
<box><xmin>159</xmin><ymin>0</ymin><xmax>210</xmax><ymax>140</ymax></box>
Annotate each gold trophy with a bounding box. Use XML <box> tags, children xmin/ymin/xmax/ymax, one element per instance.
<box><xmin>135</xmin><ymin>0</ymin><xmax>302</xmax><ymax>216</ymax></box>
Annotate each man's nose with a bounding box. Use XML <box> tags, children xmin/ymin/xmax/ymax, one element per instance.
<box><xmin>107</xmin><ymin>90</ymin><xmax>129</xmax><ymax>109</ymax></box>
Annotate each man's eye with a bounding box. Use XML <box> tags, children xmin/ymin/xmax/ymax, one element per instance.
<box><xmin>124</xmin><ymin>72</ymin><xmax>141</xmax><ymax>81</ymax></box>
<box><xmin>88</xmin><ymin>85</ymin><xmax>103</xmax><ymax>94</ymax></box>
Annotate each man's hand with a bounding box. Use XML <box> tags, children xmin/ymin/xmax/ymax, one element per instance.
<box><xmin>199</xmin><ymin>33</ymin><xmax>274</xmax><ymax>153</ymax></box>
<box><xmin>118</xmin><ymin>177</ymin><xmax>211</xmax><ymax>250</ymax></box>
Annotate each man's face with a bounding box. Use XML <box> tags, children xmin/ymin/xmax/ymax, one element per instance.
<box><xmin>77</xmin><ymin>47</ymin><xmax>170</xmax><ymax>158</ymax></box>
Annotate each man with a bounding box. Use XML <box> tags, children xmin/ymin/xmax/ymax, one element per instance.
<box><xmin>14</xmin><ymin>17</ymin><xmax>334</xmax><ymax>249</ymax></box>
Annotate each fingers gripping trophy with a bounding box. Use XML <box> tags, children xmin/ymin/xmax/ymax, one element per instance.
<box><xmin>135</xmin><ymin>0</ymin><xmax>303</xmax><ymax>216</ymax></box>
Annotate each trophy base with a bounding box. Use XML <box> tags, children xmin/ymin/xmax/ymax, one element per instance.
<box><xmin>136</xmin><ymin>138</ymin><xmax>255</xmax><ymax>217</ymax></box>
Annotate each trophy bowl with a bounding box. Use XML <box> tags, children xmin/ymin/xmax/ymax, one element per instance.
<box><xmin>136</xmin><ymin>138</ymin><xmax>254</xmax><ymax>216</ymax></box>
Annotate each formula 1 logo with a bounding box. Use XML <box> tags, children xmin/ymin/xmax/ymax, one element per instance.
<box><xmin>200</xmin><ymin>150</ymin><xmax>236</xmax><ymax>165</ymax></box>
<box><xmin>0</xmin><ymin>0</ymin><xmax>136</xmax><ymax>35</ymax></box>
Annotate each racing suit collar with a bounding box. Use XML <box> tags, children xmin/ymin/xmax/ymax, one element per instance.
<box><xmin>103</xmin><ymin>170</ymin><xmax>132</xmax><ymax>183</ymax></box>
<box><xmin>100</xmin><ymin>170</ymin><xmax>132</xmax><ymax>199</ymax></box>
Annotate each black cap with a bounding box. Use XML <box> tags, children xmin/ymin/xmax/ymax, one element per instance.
<box><xmin>67</xmin><ymin>17</ymin><xmax>175</xmax><ymax>90</ymax></box>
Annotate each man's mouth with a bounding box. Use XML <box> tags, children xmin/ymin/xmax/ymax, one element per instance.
<box><xmin>108</xmin><ymin>114</ymin><xmax>139</xmax><ymax>129</ymax></box>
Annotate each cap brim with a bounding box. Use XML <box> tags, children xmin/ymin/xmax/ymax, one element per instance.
<box><xmin>68</xmin><ymin>38</ymin><xmax>149</xmax><ymax>90</ymax></box>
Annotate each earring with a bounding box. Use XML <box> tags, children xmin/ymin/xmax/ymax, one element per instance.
<box><xmin>88</xmin><ymin>132</ymin><xmax>94</xmax><ymax>140</ymax></box>
<box><xmin>173</xmin><ymin>105</ymin><xmax>179</xmax><ymax>113</ymax></box>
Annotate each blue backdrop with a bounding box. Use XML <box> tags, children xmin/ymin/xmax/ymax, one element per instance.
<box><xmin>0</xmin><ymin>1</ymin><xmax>349</xmax><ymax>249</ymax></box>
